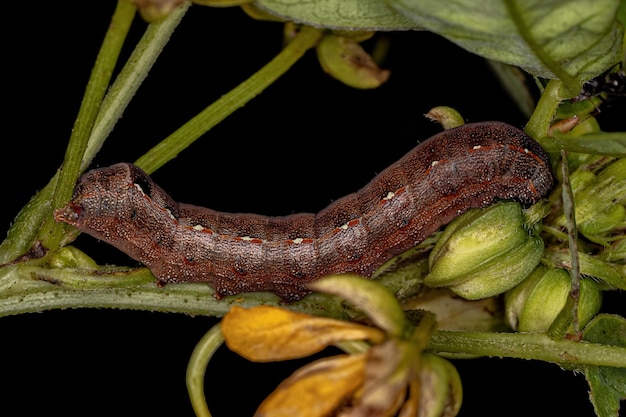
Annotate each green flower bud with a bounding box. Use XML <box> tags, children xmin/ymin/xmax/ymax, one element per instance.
<box><xmin>567</xmin><ymin>169</ymin><xmax>597</xmax><ymax>194</ymax></box>
<box><xmin>316</xmin><ymin>34</ymin><xmax>390</xmax><ymax>89</ymax></box>
<box><xmin>425</xmin><ymin>202</ymin><xmax>544</xmax><ymax>300</ymax></box>
<box><xmin>193</xmin><ymin>0</ymin><xmax>252</xmax><ymax>6</ymax></box>
<box><xmin>48</xmin><ymin>246</ymin><xmax>98</xmax><ymax>269</ymax></box>
<box><xmin>447</xmin><ymin>236</ymin><xmax>544</xmax><ymax>300</ymax></box>
<box><xmin>424</xmin><ymin>106</ymin><xmax>465</xmax><ymax>130</ymax></box>
<box><xmin>241</xmin><ymin>3</ymin><xmax>285</xmax><ymax>22</ymax></box>
<box><xmin>418</xmin><ymin>353</ymin><xmax>463</xmax><ymax>417</ymax></box>
<box><xmin>554</xmin><ymin>158</ymin><xmax>626</xmax><ymax>239</ymax></box>
<box><xmin>505</xmin><ymin>266</ymin><xmax>569</xmax><ymax>332</ymax></box>
<box><xmin>130</xmin><ymin>0</ymin><xmax>184</xmax><ymax>22</ymax></box>
<box><xmin>599</xmin><ymin>237</ymin><xmax>626</xmax><ymax>264</ymax></box>
<box><xmin>575</xmin><ymin>279</ymin><xmax>603</xmax><ymax>333</ymax></box>
<box><xmin>580</xmin><ymin>204</ymin><xmax>625</xmax><ymax>236</ymax></box>
<box><xmin>505</xmin><ymin>265</ymin><xmax>602</xmax><ymax>332</ymax></box>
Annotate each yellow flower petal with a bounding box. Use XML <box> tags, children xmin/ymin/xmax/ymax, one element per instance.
<box><xmin>222</xmin><ymin>305</ymin><xmax>385</xmax><ymax>361</ymax></box>
<box><xmin>397</xmin><ymin>378</ymin><xmax>420</xmax><ymax>417</ymax></box>
<box><xmin>255</xmin><ymin>353</ymin><xmax>367</xmax><ymax>417</ymax></box>
<box><xmin>340</xmin><ymin>386</ymin><xmax>407</xmax><ymax>417</ymax></box>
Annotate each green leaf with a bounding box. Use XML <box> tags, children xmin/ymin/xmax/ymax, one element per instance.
<box><xmin>387</xmin><ymin>0</ymin><xmax>624</xmax><ymax>91</ymax></box>
<box><xmin>254</xmin><ymin>0</ymin><xmax>419</xmax><ymax>30</ymax></box>
<box><xmin>582</xmin><ymin>314</ymin><xmax>626</xmax><ymax>417</ymax></box>
<box><xmin>544</xmin><ymin>131</ymin><xmax>626</xmax><ymax>157</ymax></box>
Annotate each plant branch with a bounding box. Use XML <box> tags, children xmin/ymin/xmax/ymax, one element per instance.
<box><xmin>187</xmin><ymin>323</ymin><xmax>224</xmax><ymax>417</ymax></box>
<box><xmin>0</xmin><ymin>264</ymin><xmax>354</xmax><ymax>319</ymax></box>
<box><xmin>83</xmin><ymin>1</ymin><xmax>191</xmax><ymax>171</ymax></box>
<box><xmin>427</xmin><ymin>331</ymin><xmax>626</xmax><ymax>368</ymax></box>
<box><xmin>37</xmin><ymin>0</ymin><xmax>137</xmax><ymax>250</ymax></box>
<box><xmin>133</xmin><ymin>25</ymin><xmax>323</xmax><ymax>174</ymax></box>
<box><xmin>524</xmin><ymin>79</ymin><xmax>563</xmax><ymax>145</ymax></box>
<box><xmin>3</xmin><ymin>265</ymin><xmax>624</xmax><ymax>369</ymax></box>
<box><xmin>0</xmin><ymin>2</ymin><xmax>190</xmax><ymax>265</ymax></box>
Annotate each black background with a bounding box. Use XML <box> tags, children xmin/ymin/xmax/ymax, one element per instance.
<box><xmin>2</xmin><ymin>2</ymin><xmax>624</xmax><ymax>416</ymax></box>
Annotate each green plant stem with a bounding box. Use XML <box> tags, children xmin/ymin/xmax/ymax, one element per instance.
<box><xmin>0</xmin><ymin>3</ymin><xmax>189</xmax><ymax>264</ymax></box>
<box><xmin>37</xmin><ymin>0</ymin><xmax>136</xmax><ymax>250</ymax></box>
<box><xmin>1</xmin><ymin>268</ymin><xmax>624</xmax><ymax>369</ymax></box>
<box><xmin>427</xmin><ymin>331</ymin><xmax>626</xmax><ymax>368</ymax></box>
<box><xmin>83</xmin><ymin>1</ymin><xmax>190</xmax><ymax>172</ymax></box>
<box><xmin>524</xmin><ymin>79</ymin><xmax>562</xmax><ymax>147</ymax></box>
<box><xmin>133</xmin><ymin>24</ymin><xmax>324</xmax><ymax>174</ymax></box>
<box><xmin>560</xmin><ymin>150</ymin><xmax>581</xmax><ymax>334</ymax></box>
<box><xmin>0</xmin><ymin>270</ymin><xmax>349</xmax><ymax>319</ymax></box>
<box><xmin>0</xmin><ymin>176</ymin><xmax>57</xmax><ymax>264</ymax></box>
<box><xmin>187</xmin><ymin>323</ymin><xmax>223</xmax><ymax>417</ymax></box>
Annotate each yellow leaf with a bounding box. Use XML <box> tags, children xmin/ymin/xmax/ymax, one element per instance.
<box><xmin>222</xmin><ymin>305</ymin><xmax>385</xmax><ymax>361</ymax></box>
<box><xmin>255</xmin><ymin>353</ymin><xmax>367</xmax><ymax>417</ymax></box>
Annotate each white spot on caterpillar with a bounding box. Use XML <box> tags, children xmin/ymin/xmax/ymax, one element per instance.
<box><xmin>340</xmin><ymin>223</ymin><xmax>349</xmax><ymax>230</ymax></box>
<box><xmin>292</xmin><ymin>238</ymin><xmax>304</xmax><ymax>244</ymax></box>
<box><xmin>431</xmin><ymin>160</ymin><xmax>439</xmax><ymax>167</ymax></box>
<box><xmin>383</xmin><ymin>191</ymin><xmax>395</xmax><ymax>200</ymax></box>
<box><xmin>241</xmin><ymin>236</ymin><xmax>254</xmax><ymax>241</ymax></box>
<box><xmin>192</xmin><ymin>224</ymin><xmax>204</xmax><ymax>231</ymax></box>
<box><xmin>473</xmin><ymin>145</ymin><xmax>481</xmax><ymax>150</ymax></box>
<box><xmin>133</xmin><ymin>183</ymin><xmax>145</xmax><ymax>195</ymax></box>
<box><xmin>524</xmin><ymin>148</ymin><xmax>530</xmax><ymax>153</ymax></box>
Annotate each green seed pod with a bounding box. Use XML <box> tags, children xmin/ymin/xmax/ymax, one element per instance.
<box><xmin>505</xmin><ymin>265</ymin><xmax>602</xmax><ymax>332</ymax></box>
<box><xmin>425</xmin><ymin>202</ymin><xmax>544</xmax><ymax>299</ymax></box>
<box><xmin>316</xmin><ymin>34</ymin><xmax>390</xmax><ymax>89</ymax></box>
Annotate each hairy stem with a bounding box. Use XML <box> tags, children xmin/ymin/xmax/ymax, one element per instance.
<box><xmin>427</xmin><ymin>331</ymin><xmax>626</xmax><ymax>368</ymax></box>
<box><xmin>2</xmin><ymin>265</ymin><xmax>624</xmax><ymax>369</ymax></box>
<box><xmin>37</xmin><ymin>0</ymin><xmax>137</xmax><ymax>250</ymax></box>
<box><xmin>0</xmin><ymin>2</ymin><xmax>188</xmax><ymax>264</ymax></box>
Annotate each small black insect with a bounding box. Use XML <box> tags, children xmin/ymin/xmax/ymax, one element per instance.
<box><xmin>573</xmin><ymin>68</ymin><xmax>625</xmax><ymax>102</ymax></box>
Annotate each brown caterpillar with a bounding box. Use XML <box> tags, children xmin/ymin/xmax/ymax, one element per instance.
<box><xmin>55</xmin><ymin>122</ymin><xmax>554</xmax><ymax>301</ymax></box>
